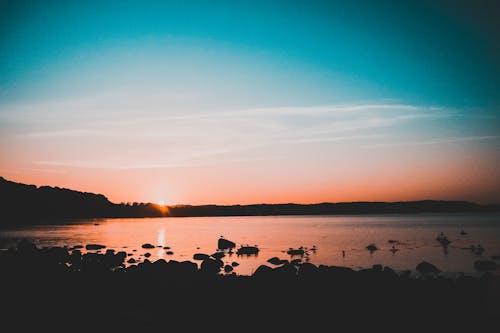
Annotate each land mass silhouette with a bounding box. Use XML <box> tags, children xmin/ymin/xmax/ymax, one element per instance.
<box><xmin>1</xmin><ymin>176</ymin><xmax>499</xmax><ymax>224</ymax></box>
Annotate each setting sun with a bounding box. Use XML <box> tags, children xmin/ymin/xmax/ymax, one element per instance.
<box><xmin>156</xmin><ymin>200</ymin><xmax>165</xmax><ymax>206</ymax></box>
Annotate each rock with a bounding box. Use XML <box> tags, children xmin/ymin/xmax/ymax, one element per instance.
<box><xmin>286</xmin><ymin>248</ymin><xmax>304</xmax><ymax>256</ymax></box>
<box><xmin>200</xmin><ymin>258</ymin><xmax>223</xmax><ymax>274</ymax></box>
<box><xmin>105</xmin><ymin>249</ymin><xmax>115</xmax><ymax>255</ymax></box>
<box><xmin>298</xmin><ymin>263</ymin><xmax>318</xmax><ymax>278</ymax></box>
<box><xmin>127</xmin><ymin>258</ymin><xmax>136</xmax><ymax>264</ymax></box>
<box><xmin>267</xmin><ymin>257</ymin><xmax>284</xmax><ymax>265</ymax></box>
<box><xmin>383</xmin><ymin>266</ymin><xmax>399</xmax><ymax>279</ymax></box>
<box><xmin>217</xmin><ymin>237</ymin><xmax>236</xmax><ymax>250</ymax></box>
<box><xmin>253</xmin><ymin>265</ymin><xmax>273</xmax><ymax>278</ymax></box>
<box><xmin>163</xmin><ymin>246</ymin><xmax>171</xmax><ymax>250</ymax></box>
<box><xmin>178</xmin><ymin>261</ymin><xmax>198</xmax><ymax>275</ymax></box>
<box><xmin>166</xmin><ymin>251</ymin><xmax>174</xmax><ymax>255</ymax></box>
<box><xmin>193</xmin><ymin>253</ymin><xmax>210</xmax><ymax>261</ymax></box>
<box><xmin>366</xmin><ymin>244</ymin><xmax>378</xmax><ymax>253</ymax></box>
<box><xmin>85</xmin><ymin>244</ymin><xmax>106</xmax><ymax>251</ymax></box>
<box><xmin>141</xmin><ymin>243</ymin><xmax>155</xmax><ymax>249</ymax></box>
<box><xmin>236</xmin><ymin>246</ymin><xmax>259</xmax><ymax>255</ymax></box>
<box><xmin>388</xmin><ymin>240</ymin><xmax>398</xmax><ymax>244</ymax></box>
<box><xmin>372</xmin><ymin>264</ymin><xmax>383</xmax><ymax>272</ymax></box>
<box><xmin>224</xmin><ymin>265</ymin><xmax>233</xmax><ymax>273</ymax></box>
<box><xmin>231</xmin><ymin>262</ymin><xmax>239</xmax><ymax>267</ymax></box>
<box><xmin>144</xmin><ymin>253</ymin><xmax>151</xmax><ymax>258</ymax></box>
<box><xmin>211</xmin><ymin>252</ymin><xmax>225</xmax><ymax>260</ymax></box>
<box><xmin>416</xmin><ymin>261</ymin><xmax>440</xmax><ymax>274</ymax></box>
<box><xmin>115</xmin><ymin>251</ymin><xmax>127</xmax><ymax>263</ymax></box>
<box><xmin>474</xmin><ymin>260</ymin><xmax>497</xmax><ymax>271</ymax></box>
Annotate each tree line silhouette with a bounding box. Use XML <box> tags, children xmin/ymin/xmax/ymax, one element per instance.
<box><xmin>1</xmin><ymin>176</ymin><xmax>498</xmax><ymax>224</ymax></box>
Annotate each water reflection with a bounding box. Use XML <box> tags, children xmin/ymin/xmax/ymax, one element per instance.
<box><xmin>0</xmin><ymin>214</ymin><xmax>499</xmax><ymax>275</ymax></box>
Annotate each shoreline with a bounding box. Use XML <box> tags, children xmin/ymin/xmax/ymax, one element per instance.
<box><xmin>1</xmin><ymin>240</ymin><xmax>499</xmax><ymax>330</ymax></box>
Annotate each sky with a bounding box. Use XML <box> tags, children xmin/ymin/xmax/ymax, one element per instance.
<box><xmin>1</xmin><ymin>0</ymin><xmax>500</xmax><ymax>205</ymax></box>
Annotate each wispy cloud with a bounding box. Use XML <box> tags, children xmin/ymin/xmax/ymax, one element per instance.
<box><xmin>366</xmin><ymin>135</ymin><xmax>500</xmax><ymax>148</ymax></box>
<box><xmin>3</xmin><ymin>98</ymin><xmax>484</xmax><ymax>171</ymax></box>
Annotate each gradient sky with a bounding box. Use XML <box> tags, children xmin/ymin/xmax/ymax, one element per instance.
<box><xmin>1</xmin><ymin>0</ymin><xmax>500</xmax><ymax>205</ymax></box>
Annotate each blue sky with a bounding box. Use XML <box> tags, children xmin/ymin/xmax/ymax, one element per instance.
<box><xmin>1</xmin><ymin>0</ymin><xmax>499</xmax><ymax>204</ymax></box>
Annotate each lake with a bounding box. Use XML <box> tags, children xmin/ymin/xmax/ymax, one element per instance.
<box><xmin>1</xmin><ymin>213</ymin><xmax>499</xmax><ymax>275</ymax></box>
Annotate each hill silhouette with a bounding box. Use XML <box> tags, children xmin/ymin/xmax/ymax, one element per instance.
<box><xmin>1</xmin><ymin>176</ymin><xmax>498</xmax><ymax>224</ymax></box>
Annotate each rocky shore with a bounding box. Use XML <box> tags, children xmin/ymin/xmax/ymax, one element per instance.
<box><xmin>1</xmin><ymin>240</ymin><xmax>498</xmax><ymax>331</ymax></box>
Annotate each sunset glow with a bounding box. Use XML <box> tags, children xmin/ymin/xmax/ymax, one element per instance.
<box><xmin>1</xmin><ymin>1</ymin><xmax>499</xmax><ymax>205</ymax></box>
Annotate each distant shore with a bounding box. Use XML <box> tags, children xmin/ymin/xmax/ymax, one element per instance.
<box><xmin>1</xmin><ymin>240</ymin><xmax>498</xmax><ymax>330</ymax></box>
<box><xmin>2</xmin><ymin>176</ymin><xmax>500</xmax><ymax>223</ymax></box>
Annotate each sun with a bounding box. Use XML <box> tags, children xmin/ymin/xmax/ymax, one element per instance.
<box><xmin>156</xmin><ymin>200</ymin><xmax>165</xmax><ymax>206</ymax></box>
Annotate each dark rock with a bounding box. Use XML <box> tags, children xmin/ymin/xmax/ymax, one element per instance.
<box><xmin>372</xmin><ymin>264</ymin><xmax>383</xmax><ymax>272</ymax></box>
<box><xmin>211</xmin><ymin>252</ymin><xmax>225</xmax><ymax>260</ymax></box>
<box><xmin>383</xmin><ymin>266</ymin><xmax>399</xmax><ymax>279</ymax></box>
<box><xmin>224</xmin><ymin>265</ymin><xmax>233</xmax><ymax>273</ymax></box>
<box><xmin>144</xmin><ymin>253</ymin><xmax>151</xmax><ymax>258</ymax></box>
<box><xmin>231</xmin><ymin>262</ymin><xmax>239</xmax><ymax>267</ymax></box>
<box><xmin>217</xmin><ymin>237</ymin><xmax>236</xmax><ymax>250</ymax></box>
<box><xmin>416</xmin><ymin>261</ymin><xmax>440</xmax><ymax>274</ymax></box>
<box><xmin>200</xmin><ymin>258</ymin><xmax>223</xmax><ymax>274</ymax></box>
<box><xmin>85</xmin><ymin>244</ymin><xmax>106</xmax><ymax>250</ymax></box>
<box><xmin>286</xmin><ymin>248</ymin><xmax>304</xmax><ymax>256</ymax></box>
<box><xmin>193</xmin><ymin>253</ymin><xmax>210</xmax><ymax>261</ymax></box>
<box><xmin>474</xmin><ymin>260</ymin><xmax>497</xmax><ymax>271</ymax></box>
<box><xmin>298</xmin><ymin>263</ymin><xmax>318</xmax><ymax>278</ymax></box>
<box><xmin>166</xmin><ymin>251</ymin><xmax>174</xmax><ymax>255</ymax></box>
<box><xmin>141</xmin><ymin>243</ymin><xmax>155</xmax><ymax>249</ymax></box>
<box><xmin>388</xmin><ymin>240</ymin><xmax>398</xmax><ymax>244</ymax></box>
<box><xmin>267</xmin><ymin>257</ymin><xmax>284</xmax><ymax>265</ymax></box>
<box><xmin>236</xmin><ymin>246</ymin><xmax>259</xmax><ymax>255</ymax></box>
<box><xmin>253</xmin><ymin>265</ymin><xmax>273</xmax><ymax>278</ymax></box>
<box><xmin>366</xmin><ymin>244</ymin><xmax>378</xmax><ymax>253</ymax></box>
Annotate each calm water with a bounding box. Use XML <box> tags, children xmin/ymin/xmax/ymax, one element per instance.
<box><xmin>1</xmin><ymin>213</ymin><xmax>499</xmax><ymax>276</ymax></box>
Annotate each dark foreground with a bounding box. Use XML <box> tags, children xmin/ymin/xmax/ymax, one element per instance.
<box><xmin>1</xmin><ymin>241</ymin><xmax>498</xmax><ymax>331</ymax></box>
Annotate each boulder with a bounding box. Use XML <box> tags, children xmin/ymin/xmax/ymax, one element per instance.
<box><xmin>217</xmin><ymin>237</ymin><xmax>236</xmax><ymax>250</ymax></box>
<box><xmin>141</xmin><ymin>243</ymin><xmax>155</xmax><ymax>249</ymax></box>
<box><xmin>200</xmin><ymin>258</ymin><xmax>223</xmax><ymax>274</ymax></box>
<box><xmin>224</xmin><ymin>265</ymin><xmax>233</xmax><ymax>273</ymax></box>
<box><xmin>236</xmin><ymin>246</ymin><xmax>259</xmax><ymax>255</ymax></box>
<box><xmin>253</xmin><ymin>265</ymin><xmax>273</xmax><ymax>278</ymax></box>
<box><xmin>416</xmin><ymin>261</ymin><xmax>440</xmax><ymax>274</ymax></box>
